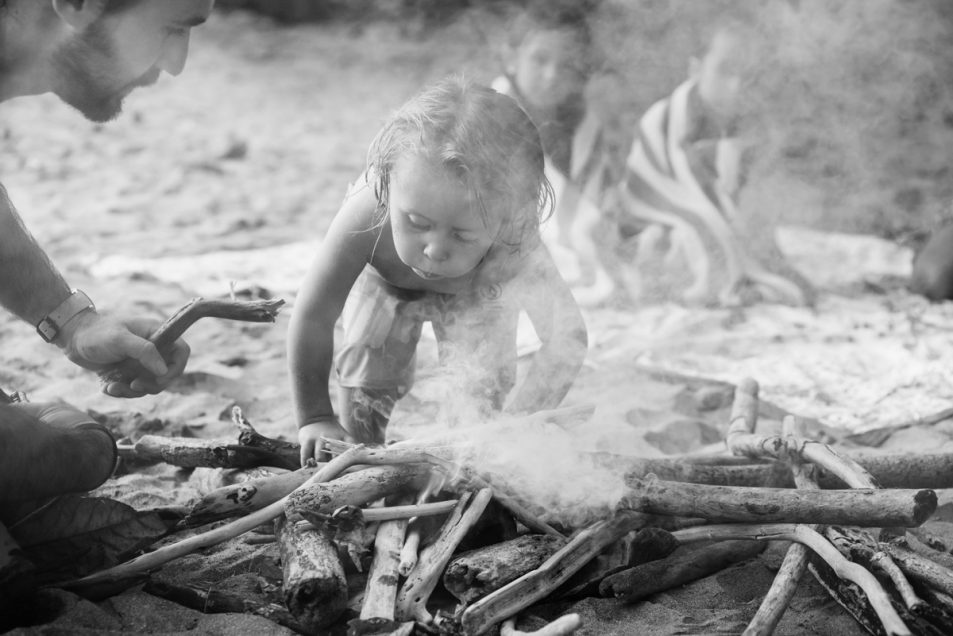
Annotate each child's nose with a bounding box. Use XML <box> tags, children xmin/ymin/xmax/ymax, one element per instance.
<box><xmin>423</xmin><ymin>241</ymin><xmax>450</xmax><ymax>263</ymax></box>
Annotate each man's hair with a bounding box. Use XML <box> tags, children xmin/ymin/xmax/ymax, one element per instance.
<box><xmin>366</xmin><ymin>75</ymin><xmax>553</xmax><ymax>249</ymax></box>
<box><xmin>504</xmin><ymin>1</ymin><xmax>596</xmax><ymax>66</ymax></box>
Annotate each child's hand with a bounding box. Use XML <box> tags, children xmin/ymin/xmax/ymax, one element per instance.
<box><xmin>298</xmin><ymin>417</ymin><xmax>349</xmax><ymax>466</ymax></box>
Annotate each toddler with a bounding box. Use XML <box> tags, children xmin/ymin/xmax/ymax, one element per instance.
<box><xmin>288</xmin><ymin>76</ymin><xmax>588</xmax><ymax>463</ymax></box>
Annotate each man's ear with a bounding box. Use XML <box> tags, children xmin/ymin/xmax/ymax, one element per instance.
<box><xmin>51</xmin><ymin>0</ymin><xmax>107</xmax><ymax>30</ymax></box>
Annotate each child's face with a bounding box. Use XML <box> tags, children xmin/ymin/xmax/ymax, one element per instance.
<box><xmin>509</xmin><ymin>28</ymin><xmax>588</xmax><ymax>112</ymax></box>
<box><xmin>692</xmin><ymin>30</ymin><xmax>756</xmax><ymax>123</ymax></box>
<box><xmin>388</xmin><ymin>154</ymin><xmax>500</xmax><ymax>281</ymax></box>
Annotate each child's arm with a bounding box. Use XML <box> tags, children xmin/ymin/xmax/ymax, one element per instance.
<box><xmin>505</xmin><ymin>242</ymin><xmax>588</xmax><ymax>414</ymax></box>
<box><xmin>287</xmin><ymin>181</ymin><xmax>379</xmax><ymax>464</ymax></box>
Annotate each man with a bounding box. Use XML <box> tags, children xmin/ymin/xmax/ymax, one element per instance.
<box><xmin>0</xmin><ymin>0</ymin><xmax>214</xmax><ymax>502</ymax></box>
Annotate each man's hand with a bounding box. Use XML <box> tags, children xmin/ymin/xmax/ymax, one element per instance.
<box><xmin>58</xmin><ymin>311</ymin><xmax>190</xmax><ymax>398</ymax></box>
<box><xmin>298</xmin><ymin>417</ymin><xmax>350</xmax><ymax>467</ymax></box>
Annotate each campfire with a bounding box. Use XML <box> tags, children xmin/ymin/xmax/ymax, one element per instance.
<box><xmin>4</xmin><ymin>301</ymin><xmax>953</xmax><ymax>635</ymax></box>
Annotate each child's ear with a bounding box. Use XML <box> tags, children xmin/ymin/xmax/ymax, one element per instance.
<box><xmin>51</xmin><ymin>0</ymin><xmax>107</xmax><ymax>30</ymax></box>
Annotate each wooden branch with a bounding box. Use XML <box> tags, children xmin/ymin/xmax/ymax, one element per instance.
<box><xmin>131</xmin><ymin>434</ymin><xmax>297</xmax><ymax>470</ymax></box>
<box><xmin>599</xmin><ymin>539</ymin><xmax>766</xmax><ymax>603</ymax></box>
<box><xmin>276</xmin><ymin>515</ymin><xmax>348</xmax><ymax>631</ymax></box>
<box><xmin>726</xmin><ymin>379</ymin><xmax>879</xmax><ymax>489</ymax></box>
<box><xmin>443</xmin><ymin>534</ymin><xmax>567</xmax><ymax>604</ymax></box>
<box><xmin>559</xmin><ymin>527</ymin><xmax>680</xmax><ymax>600</ymax></box>
<box><xmin>143</xmin><ymin>578</ymin><xmax>305</xmax><ymax>633</ymax></box>
<box><xmin>622</xmin><ymin>477</ymin><xmax>936</xmax><ymax>527</ymax></box>
<box><xmin>285</xmin><ymin>464</ymin><xmax>431</xmax><ymax>525</ymax></box>
<box><xmin>184</xmin><ymin>466</ymin><xmax>322</xmax><ymax>527</ymax></box>
<box><xmin>500</xmin><ymin>614</ymin><xmax>582</xmax><ymax>636</ymax></box>
<box><xmin>398</xmin><ymin>474</ymin><xmax>443</xmax><ymax>577</ymax></box>
<box><xmin>230</xmin><ymin>406</ymin><xmax>299</xmax><ymax>467</ymax></box>
<box><xmin>59</xmin><ymin>444</ymin><xmax>373</xmax><ymax>591</ymax></box>
<box><xmin>459</xmin><ymin>511</ymin><xmax>651</xmax><ymax>636</ymax></box>
<box><xmin>324</xmin><ymin>439</ymin><xmax>564</xmax><ymax>539</ymax></box>
<box><xmin>100</xmin><ymin>297</ymin><xmax>284</xmax><ymax>385</ymax></box>
<box><xmin>826</xmin><ymin>527</ymin><xmax>924</xmax><ymax>611</ymax></box>
<box><xmin>360</xmin><ymin>516</ymin><xmax>408</xmax><ymax>621</ymax></box>
<box><xmin>882</xmin><ymin>542</ymin><xmax>953</xmax><ymax>598</ymax></box>
<box><xmin>620</xmin><ymin>451</ymin><xmax>953</xmax><ymax>489</ymax></box>
<box><xmin>744</xmin><ymin>414</ymin><xmax>817</xmax><ymax>636</ymax></box>
<box><xmin>395</xmin><ymin>489</ymin><xmax>493</xmax><ymax>625</ymax></box>
<box><xmin>672</xmin><ymin>524</ymin><xmax>910</xmax><ymax>636</ymax></box>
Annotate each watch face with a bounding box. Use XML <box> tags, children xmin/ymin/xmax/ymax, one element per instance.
<box><xmin>36</xmin><ymin>318</ymin><xmax>59</xmax><ymax>342</ymax></box>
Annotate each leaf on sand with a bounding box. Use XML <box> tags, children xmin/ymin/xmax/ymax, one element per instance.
<box><xmin>8</xmin><ymin>496</ymin><xmax>168</xmax><ymax>581</ymax></box>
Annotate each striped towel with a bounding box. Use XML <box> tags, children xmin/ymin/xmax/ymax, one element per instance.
<box><xmin>622</xmin><ymin>80</ymin><xmax>804</xmax><ymax>304</ymax></box>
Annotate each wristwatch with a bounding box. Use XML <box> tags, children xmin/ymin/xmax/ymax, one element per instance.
<box><xmin>36</xmin><ymin>290</ymin><xmax>95</xmax><ymax>343</ymax></box>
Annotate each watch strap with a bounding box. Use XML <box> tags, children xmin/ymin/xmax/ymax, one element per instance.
<box><xmin>36</xmin><ymin>290</ymin><xmax>95</xmax><ymax>343</ymax></box>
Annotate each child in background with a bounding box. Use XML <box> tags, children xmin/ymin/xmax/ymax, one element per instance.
<box><xmin>288</xmin><ymin>76</ymin><xmax>588</xmax><ymax>464</ymax></box>
<box><xmin>492</xmin><ymin>2</ymin><xmax>628</xmax><ymax>306</ymax></box>
<box><xmin>621</xmin><ymin>15</ymin><xmax>816</xmax><ymax>306</ymax></box>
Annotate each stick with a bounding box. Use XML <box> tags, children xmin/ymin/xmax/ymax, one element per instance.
<box><xmin>727</xmin><ymin>379</ymin><xmax>880</xmax><ymax>489</ymax></box>
<box><xmin>825</xmin><ymin>527</ymin><xmax>924</xmax><ymax>611</ymax></box>
<box><xmin>285</xmin><ymin>464</ymin><xmax>431</xmax><ymax>525</ymax></box>
<box><xmin>58</xmin><ymin>444</ymin><xmax>372</xmax><ymax>591</ymax></box>
<box><xmin>100</xmin><ymin>297</ymin><xmax>284</xmax><ymax>386</ymax></box>
<box><xmin>672</xmin><ymin>524</ymin><xmax>911</xmax><ymax>636</ymax></box>
<box><xmin>459</xmin><ymin>511</ymin><xmax>651</xmax><ymax>636</ymax></box>
<box><xmin>143</xmin><ymin>579</ymin><xmax>305</xmax><ymax>633</ymax></box>
<box><xmin>131</xmin><ymin>435</ymin><xmax>297</xmax><ymax>470</ymax></box>
<box><xmin>275</xmin><ymin>515</ymin><xmax>348</xmax><ymax>631</ymax></box>
<box><xmin>621</xmin><ymin>477</ymin><xmax>936</xmax><ymax>527</ymax></box>
<box><xmin>501</xmin><ymin>614</ymin><xmax>582</xmax><ymax>636</ymax></box>
<box><xmin>395</xmin><ymin>489</ymin><xmax>493</xmax><ymax>624</ymax></box>
<box><xmin>443</xmin><ymin>534</ymin><xmax>567</xmax><ymax>604</ymax></box>
<box><xmin>360</xmin><ymin>515</ymin><xmax>408</xmax><ymax>621</ymax></box>
<box><xmin>599</xmin><ymin>539</ymin><xmax>766</xmax><ymax>603</ymax></box>
<box><xmin>398</xmin><ymin>473</ymin><xmax>443</xmax><ymax>577</ymax></box>
<box><xmin>184</xmin><ymin>466</ymin><xmax>322</xmax><ymax>527</ymax></box>
<box><xmin>744</xmin><ymin>414</ymin><xmax>817</xmax><ymax>636</ymax></box>
<box><xmin>230</xmin><ymin>406</ymin><xmax>300</xmax><ymax>467</ymax></box>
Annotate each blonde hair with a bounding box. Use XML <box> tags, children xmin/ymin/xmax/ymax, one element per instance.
<box><xmin>366</xmin><ymin>75</ymin><xmax>554</xmax><ymax>250</ymax></box>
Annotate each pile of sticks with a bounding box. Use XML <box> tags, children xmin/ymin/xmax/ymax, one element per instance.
<box><xmin>53</xmin><ymin>379</ymin><xmax>953</xmax><ymax>636</ymax></box>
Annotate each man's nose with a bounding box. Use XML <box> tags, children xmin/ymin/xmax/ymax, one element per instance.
<box><xmin>158</xmin><ymin>33</ymin><xmax>191</xmax><ymax>76</ymax></box>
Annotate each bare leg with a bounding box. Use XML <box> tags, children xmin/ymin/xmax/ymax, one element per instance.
<box><xmin>337</xmin><ymin>387</ymin><xmax>401</xmax><ymax>446</ymax></box>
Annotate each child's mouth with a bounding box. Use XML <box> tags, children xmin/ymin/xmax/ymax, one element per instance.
<box><xmin>413</xmin><ymin>268</ymin><xmax>443</xmax><ymax>280</ymax></box>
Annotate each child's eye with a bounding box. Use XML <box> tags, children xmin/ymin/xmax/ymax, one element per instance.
<box><xmin>405</xmin><ymin>214</ymin><xmax>429</xmax><ymax>230</ymax></box>
<box><xmin>454</xmin><ymin>232</ymin><xmax>479</xmax><ymax>244</ymax></box>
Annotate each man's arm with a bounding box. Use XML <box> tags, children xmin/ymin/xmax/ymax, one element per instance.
<box><xmin>0</xmin><ymin>183</ymin><xmax>190</xmax><ymax>396</ymax></box>
<box><xmin>0</xmin><ymin>184</ymin><xmax>74</xmax><ymax>325</ymax></box>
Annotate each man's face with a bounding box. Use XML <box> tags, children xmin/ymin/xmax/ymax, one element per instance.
<box><xmin>51</xmin><ymin>0</ymin><xmax>213</xmax><ymax>122</ymax></box>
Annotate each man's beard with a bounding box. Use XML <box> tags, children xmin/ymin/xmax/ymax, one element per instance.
<box><xmin>49</xmin><ymin>22</ymin><xmax>160</xmax><ymax>123</ymax></box>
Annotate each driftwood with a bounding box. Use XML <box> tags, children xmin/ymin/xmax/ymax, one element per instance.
<box><xmin>131</xmin><ymin>434</ymin><xmax>298</xmax><ymax>470</ymax></box>
<box><xmin>444</xmin><ymin>534</ymin><xmax>567</xmax><ymax>604</ymax></box>
<box><xmin>60</xmin><ymin>444</ymin><xmax>385</xmax><ymax>591</ymax></box>
<box><xmin>558</xmin><ymin>526</ymin><xmax>680</xmax><ymax>600</ymax></box>
<box><xmin>500</xmin><ymin>614</ymin><xmax>582</xmax><ymax>636</ymax></box>
<box><xmin>599</xmin><ymin>539</ymin><xmax>766</xmax><ymax>602</ymax></box>
<box><xmin>100</xmin><ymin>297</ymin><xmax>284</xmax><ymax>386</ymax></box>
<box><xmin>458</xmin><ymin>511</ymin><xmax>651</xmax><ymax>636</ymax></box>
<box><xmin>617</xmin><ymin>451</ymin><xmax>953</xmax><ymax>489</ymax></box>
<box><xmin>395</xmin><ymin>489</ymin><xmax>494</xmax><ymax>624</ymax></box>
<box><xmin>360</xmin><ymin>516</ymin><xmax>407</xmax><ymax>621</ymax></box>
<box><xmin>286</xmin><ymin>464</ymin><xmax>431</xmax><ymax>525</ymax></box>
<box><xmin>673</xmin><ymin>523</ymin><xmax>910</xmax><ymax>636</ymax></box>
<box><xmin>276</xmin><ymin>515</ymin><xmax>348</xmax><ymax>631</ymax></box>
<box><xmin>185</xmin><ymin>466</ymin><xmax>322</xmax><ymax>527</ymax></box>
<box><xmin>143</xmin><ymin>578</ymin><xmax>305</xmax><ymax>633</ymax></box>
<box><xmin>621</xmin><ymin>477</ymin><xmax>936</xmax><ymax>527</ymax></box>
<box><xmin>744</xmin><ymin>414</ymin><xmax>819</xmax><ymax>636</ymax></box>
<box><xmin>323</xmin><ymin>439</ymin><xmax>565</xmax><ymax>539</ymax></box>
